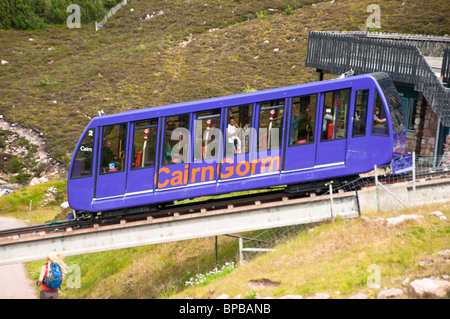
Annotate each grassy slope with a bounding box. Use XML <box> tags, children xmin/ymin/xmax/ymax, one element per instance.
<box><xmin>0</xmin><ymin>0</ymin><xmax>449</xmax><ymax>298</ymax></box>
<box><xmin>21</xmin><ymin>200</ymin><xmax>450</xmax><ymax>299</ymax></box>
<box><xmin>174</xmin><ymin>204</ymin><xmax>449</xmax><ymax>299</ymax></box>
<box><xmin>0</xmin><ymin>180</ymin><xmax>68</xmax><ymax>223</ymax></box>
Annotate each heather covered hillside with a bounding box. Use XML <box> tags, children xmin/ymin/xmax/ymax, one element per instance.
<box><xmin>0</xmin><ymin>0</ymin><xmax>448</xmax><ymax>166</ymax></box>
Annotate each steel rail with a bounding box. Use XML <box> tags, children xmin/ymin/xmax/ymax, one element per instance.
<box><xmin>1</xmin><ymin>169</ymin><xmax>448</xmax><ymax>241</ymax></box>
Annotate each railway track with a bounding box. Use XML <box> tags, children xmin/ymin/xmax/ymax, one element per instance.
<box><xmin>0</xmin><ymin>188</ymin><xmax>292</xmax><ymax>240</ymax></box>
<box><xmin>1</xmin><ymin>168</ymin><xmax>449</xmax><ymax>241</ymax></box>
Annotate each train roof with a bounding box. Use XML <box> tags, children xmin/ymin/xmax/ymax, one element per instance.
<box><xmin>89</xmin><ymin>72</ymin><xmax>387</xmax><ymax>127</ymax></box>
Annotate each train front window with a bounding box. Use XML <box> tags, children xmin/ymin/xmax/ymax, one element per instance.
<box><xmin>71</xmin><ymin>129</ymin><xmax>95</xmax><ymax>179</ymax></box>
<box><xmin>321</xmin><ymin>88</ymin><xmax>350</xmax><ymax>141</ymax></box>
<box><xmin>101</xmin><ymin>123</ymin><xmax>127</xmax><ymax>174</ymax></box>
<box><xmin>132</xmin><ymin>119</ymin><xmax>158</xmax><ymax>169</ymax></box>
<box><xmin>258</xmin><ymin>99</ymin><xmax>285</xmax><ymax>151</ymax></box>
<box><xmin>372</xmin><ymin>91</ymin><xmax>389</xmax><ymax>136</ymax></box>
<box><xmin>290</xmin><ymin>94</ymin><xmax>317</xmax><ymax>146</ymax></box>
<box><xmin>163</xmin><ymin>114</ymin><xmax>190</xmax><ymax>165</ymax></box>
<box><xmin>194</xmin><ymin>109</ymin><xmax>221</xmax><ymax>161</ymax></box>
<box><xmin>372</xmin><ymin>72</ymin><xmax>404</xmax><ymax>134</ymax></box>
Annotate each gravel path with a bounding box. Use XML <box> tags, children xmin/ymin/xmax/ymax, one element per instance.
<box><xmin>0</xmin><ymin>217</ymin><xmax>37</xmax><ymax>299</ymax></box>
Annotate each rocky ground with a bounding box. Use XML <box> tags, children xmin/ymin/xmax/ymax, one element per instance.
<box><xmin>0</xmin><ymin>116</ymin><xmax>66</xmax><ymax>195</ymax></box>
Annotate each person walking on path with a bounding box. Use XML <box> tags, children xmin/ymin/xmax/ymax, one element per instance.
<box><xmin>36</xmin><ymin>251</ymin><xmax>67</xmax><ymax>299</ymax></box>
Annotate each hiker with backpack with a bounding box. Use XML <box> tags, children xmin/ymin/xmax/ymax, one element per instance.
<box><xmin>36</xmin><ymin>251</ymin><xmax>67</xmax><ymax>299</ymax></box>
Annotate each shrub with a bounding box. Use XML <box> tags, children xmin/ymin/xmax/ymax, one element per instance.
<box><xmin>8</xmin><ymin>0</ymin><xmax>47</xmax><ymax>30</ymax></box>
<box><xmin>0</xmin><ymin>0</ymin><xmax>123</xmax><ymax>30</ymax></box>
<box><xmin>103</xmin><ymin>0</ymin><xmax>121</xmax><ymax>10</ymax></box>
<box><xmin>0</xmin><ymin>0</ymin><xmax>12</xmax><ymax>28</ymax></box>
<box><xmin>10</xmin><ymin>172</ymin><xmax>32</xmax><ymax>185</ymax></box>
<box><xmin>47</xmin><ymin>0</ymin><xmax>70</xmax><ymax>25</ymax></box>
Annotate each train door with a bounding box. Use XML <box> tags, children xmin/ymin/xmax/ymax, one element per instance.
<box><xmin>220</xmin><ymin>104</ymin><xmax>253</xmax><ymax>181</ymax></box>
<box><xmin>157</xmin><ymin>114</ymin><xmax>190</xmax><ymax>190</ymax></box>
<box><xmin>255</xmin><ymin>98</ymin><xmax>286</xmax><ymax>176</ymax></box>
<box><xmin>346</xmin><ymin>87</ymin><xmax>374</xmax><ymax>171</ymax></box>
<box><xmin>126</xmin><ymin>118</ymin><xmax>159</xmax><ymax>194</ymax></box>
<box><xmin>95</xmin><ymin>123</ymin><xmax>128</xmax><ymax>199</ymax></box>
<box><xmin>190</xmin><ymin>109</ymin><xmax>222</xmax><ymax>185</ymax></box>
<box><xmin>315</xmin><ymin>88</ymin><xmax>351</xmax><ymax>166</ymax></box>
<box><xmin>283</xmin><ymin>93</ymin><xmax>318</xmax><ymax>171</ymax></box>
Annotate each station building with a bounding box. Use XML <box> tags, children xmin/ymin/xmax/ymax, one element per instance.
<box><xmin>305</xmin><ymin>31</ymin><xmax>450</xmax><ymax>166</ymax></box>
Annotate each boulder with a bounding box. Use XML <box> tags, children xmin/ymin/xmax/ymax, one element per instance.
<box><xmin>280</xmin><ymin>295</ymin><xmax>303</xmax><ymax>299</ymax></box>
<box><xmin>29</xmin><ymin>176</ymin><xmax>48</xmax><ymax>186</ymax></box>
<box><xmin>248</xmin><ymin>278</ymin><xmax>280</xmax><ymax>290</ymax></box>
<box><xmin>386</xmin><ymin>214</ymin><xmax>422</xmax><ymax>226</ymax></box>
<box><xmin>438</xmin><ymin>249</ymin><xmax>450</xmax><ymax>258</ymax></box>
<box><xmin>429</xmin><ymin>211</ymin><xmax>447</xmax><ymax>220</ymax></box>
<box><xmin>0</xmin><ymin>179</ymin><xmax>20</xmax><ymax>197</ymax></box>
<box><xmin>409</xmin><ymin>278</ymin><xmax>450</xmax><ymax>298</ymax></box>
<box><xmin>377</xmin><ymin>288</ymin><xmax>404</xmax><ymax>299</ymax></box>
<box><xmin>428</xmin><ymin>211</ymin><xmax>443</xmax><ymax>217</ymax></box>
<box><xmin>306</xmin><ymin>293</ymin><xmax>330</xmax><ymax>299</ymax></box>
<box><xmin>348</xmin><ymin>292</ymin><xmax>368</xmax><ymax>299</ymax></box>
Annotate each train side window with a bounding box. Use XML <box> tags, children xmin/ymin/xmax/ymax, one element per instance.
<box><xmin>194</xmin><ymin>109</ymin><xmax>221</xmax><ymax>161</ymax></box>
<box><xmin>352</xmin><ymin>89</ymin><xmax>370</xmax><ymax>137</ymax></box>
<box><xmin>163</xmin><ymin>114</ymin><xmax>190</xmax><ymax>165</ymax></box>
<box><xmin>290</xmin><ymin>94</ymin><xmax>317</xmax><ymax>146</ymax></box>
<box><xmin>321</xmin><ymin>89</ymin><xmax>350</xmax><ymax>141</ymax></box>
<box><xmin>258</xmin><ymin>99</ymin><xmax>285</xmax><ymax>151</ymax></box>
<box><xmin>372</xmin><ymin>90</ymin><xmax>389</xmax><ymax>136</ymax></box>
<box><xmin>101</xmin><ymin>123</ymin><xmax>127</xmax><ymax>174</ymax></box>
<box><xmin>226</xmin><ymin>104</ymin><xmax>252</xmax><ymax>155</ymax></box>
<box><xmin>71</xmin><ymin>129</ymin><xmax>95</xmax><ymax>179</ymax></box>
<box><xmin>132</xmin><ymin>119</ymin><xmax>158</xmax><ymax>169</ymax></box>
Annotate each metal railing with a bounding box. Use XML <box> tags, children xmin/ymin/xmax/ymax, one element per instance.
<box><xmin>321</xmin><ymin>31</ymin><xmax>450</xmax><ymax>57</ymax></box>
<box><xmin>305</xmin><ymin>31</ymin><xmax>450</xmax><ymax>126</ymax></box>
<box><xmin>95</xmin><ymin>0</ymin><xmax>127</xmax><ymax>31</ymax></box>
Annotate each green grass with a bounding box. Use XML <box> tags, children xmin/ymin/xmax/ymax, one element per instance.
<box><xmin>26</xmin><ymin>236</ymin><xmax>240</xmax><ymax>299</ymax></box>
<box><xmin>173</xmin><ymin>203</ymin><xmax>450</xmax><ymax>299</ymax></box>
<box><xmin>0</xmin><ymin>180</ymin><xmax>67</xmax><ymax>222</ymax></box>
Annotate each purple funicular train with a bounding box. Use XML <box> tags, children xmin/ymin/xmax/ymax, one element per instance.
<box><xmin>68</xmin><ymin>72</ymin><xmax>409</xmax><ymax>218</ymax></box>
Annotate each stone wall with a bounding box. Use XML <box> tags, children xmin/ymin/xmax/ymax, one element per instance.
<box><xmin>443</xmin><ymin>134</ymin><xmax>450</xmax><ymax>166</ymax></box>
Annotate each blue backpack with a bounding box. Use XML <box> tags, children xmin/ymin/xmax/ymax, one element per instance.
<box><xmin>43</xmin><ymin>262</ymin><xmax>62</xmax><ymax>289</ymax></box>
